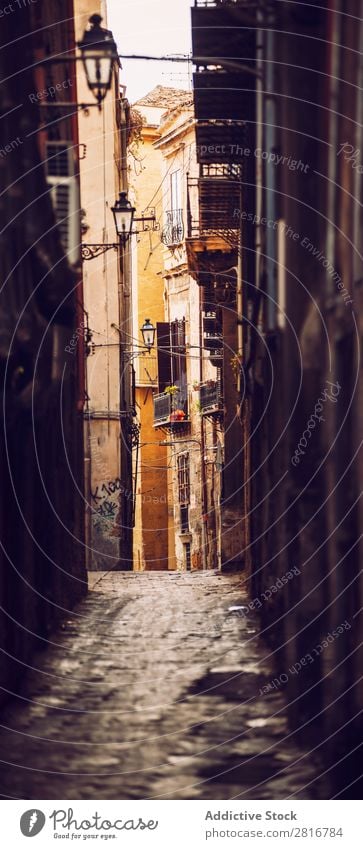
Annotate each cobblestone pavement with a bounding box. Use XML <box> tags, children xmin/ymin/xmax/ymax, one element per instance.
<box><xmin>0</xmin><ymin>571</ymin><xmax>327</xmax><ymax>799</ymax></box>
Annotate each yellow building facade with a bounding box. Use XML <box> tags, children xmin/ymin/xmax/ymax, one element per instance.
<box><xmin>130</xmin><ymin>90</ymin><xmax>175</xmax><ymax>571</ymax></box>
<box><xmin>131</xmin><ymin>87</ymin><xmax>224</xmax><ymax>572</ymax></box>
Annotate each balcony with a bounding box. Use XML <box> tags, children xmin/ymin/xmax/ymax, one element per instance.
<box><xmin>192</xmin><ymin>2</ymin><xmax>256</xmax><ymax>68</ymax></box>
<box><xmin>186</xmin><ymin>231</ymin><xmax>237</xmax><ymax>284</ymax></box>
<box><xmin>203</xmin><ymin>311</ymin><xmax>223</xmax><ymax>350</ymax></box>
<box><xmin>191</xmin><ymin>0</ymin><xmax>256</xmax><ymax>171</ymax></box>
<box><xmin>153</xmin><ymin>389</ymin><xmax>189</xmax><ymax>428</ymax></box>
<box><xmin>199</xmin><ymin>164</ymin><xmax>241</xmax><ymax>230</ymax></box>
<box><xmin>193</xmin><ymin>70</ymin><xmax>255</xmax><ymax>122</ymax></box>
<box><xmin>185</xmin><ymin>171</ymin><xmax>239</xmax><ymax>284</ymax></box>
<box><xmin>204</xmin><ymin>332</ymin><xmax>223</xmax><ymax>350</ymax></box>
<box><xmin>195</xmin><ymin>121</ymin><xmax>248</xmax><ymax>165</ymax></box>
<box><xmin>199</xmin><ymin>380</ymin><xmax>223</xmax><ymax>417</ymax></box>
<box><xmin>161</xmin><ymin>209</ymin><xmax>184</xmax><ymax>247</ymax></box>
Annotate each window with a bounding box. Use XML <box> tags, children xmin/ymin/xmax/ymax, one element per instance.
<box><xmin>178</xmin><ymin>454</ymin><xmax>190</xmax><ymax>535</ymax></box>
<box><xmin>180</xmin><ymin>505</ymin><xmax>189</xmax><ymax>533</ymax></box>
<box><xmin>178</xmin><ymin>453</ymin><xmax>190</xmax><ymax>505</ymax></box>
<box><xmin>170</xmin><ymin>169</ymin><xmax>181</xmax><ymax>213</ymax></box>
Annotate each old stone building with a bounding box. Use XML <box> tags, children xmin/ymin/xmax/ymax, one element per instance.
<box><xmin>190</xmin><ymin>0</ymin><xmax>363</xmax><ymax>795</ymax></box>
<box><xmin>153</xmin><ymin>87</ymin><xmax>213</xmax><ymax>573</ymax></box>
<box><xmin>131</xmin><ymin>86</ymin><xmax>248</xmax><ymax>572</ymax></box>
<box><xmin>128</xmin><ymin>88</ymin><xmax>173</xmax><ymax>571</ymax></box>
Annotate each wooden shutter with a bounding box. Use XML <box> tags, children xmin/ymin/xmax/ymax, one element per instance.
<box><xmin>156</xmin><ymin>322</ymin><xmax>171</xmax><ymax>392</ymax></box>
<box><xmin>171</xmin><ymin>318</ymin><xmax>187</xmax><ymax>393</ymax></box>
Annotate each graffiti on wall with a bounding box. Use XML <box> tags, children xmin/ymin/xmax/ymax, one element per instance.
<box><xmin>91</xmin><ymin>478</ymin><xmax>123</xmax><ymax>504</ymax></box>
<box><xmin>90</xmin><ymin>479</ymin><xmax>128</xmax><ymax>537</ymax></box>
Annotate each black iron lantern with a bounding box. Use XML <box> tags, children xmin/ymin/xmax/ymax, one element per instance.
<box><xmin>141</xmin><ymin>319</ymin><xmax>156</xmax><ymax>351</ymax></box>
<box><xmin>112</xmin><ymin>191</ymin><xmax>136</xmax><ymax>244</ymax></box>
<box><xmin>78</xmin><ymin>14</ymin><xmax>118</xmax><ymax>107</ymax></box>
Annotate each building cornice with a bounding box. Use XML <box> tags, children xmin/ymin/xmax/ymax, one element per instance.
<box><xmin>154</xmin><ymin>117</ymin><xmax>195</xmax><ymax>151</ymax></box>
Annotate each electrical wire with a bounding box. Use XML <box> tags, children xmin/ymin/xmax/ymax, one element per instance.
<box><xmin>130</xmin><ymin>123</ymin><xmax>195</xmax><ymax>243</ymax></box>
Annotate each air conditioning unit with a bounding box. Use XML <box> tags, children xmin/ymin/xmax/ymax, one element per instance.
<box><xmin>45</xmin><ymin>141</ymin><xmax>81</xmax><ymax>266</ymax></box>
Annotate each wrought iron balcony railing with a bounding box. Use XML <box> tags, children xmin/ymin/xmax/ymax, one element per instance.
<box><xmin>153</xmin><ymin>390</ymin><xmax>189</xmax><ymax>427</ymax></box>
<box><xmin>203</xmin><ymin>311</ymin><xmax>223</xmax><ymax>349</ymax></box>
<box><xmin>203</xmin><ymin>332</ymin><xmax>223</xmax><ymax>349</ymax></box>
<box><xmin>199</xmin><ymin>380</ymin><xmax>223</xmax><ymax>416</ymax></box>
<box><xmin>161</xmin><ymin>209</ymin><xmax>184</xmax><ymax>247</ymax></box>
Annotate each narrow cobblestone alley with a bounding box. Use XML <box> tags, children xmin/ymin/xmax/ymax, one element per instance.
<box><xmin>0</xmin><ymin>572</ymin><xmax>327</xmax><ymax>800</ymax></box>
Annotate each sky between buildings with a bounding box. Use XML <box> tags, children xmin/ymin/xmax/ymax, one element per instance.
<box><xmin>107</xmin><ymin>0</ymin><xmax>193</xmax><ymax>104</ymax></box>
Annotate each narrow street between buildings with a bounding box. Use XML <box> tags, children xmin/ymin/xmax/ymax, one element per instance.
<box><xmin>0</xmin><ymin>572</ymin><xmax>327</xmax><ymax>800</ymax></box>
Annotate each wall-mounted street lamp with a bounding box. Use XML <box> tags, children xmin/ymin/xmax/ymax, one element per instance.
<box><xmin>140</xmin><ymin>318</ymin><xmax>156</xmax><ymax>352</ymax></box>
<box><xmin>110</xmin><ymin>319</ymin><xmax>156</xmax><ymax>357</ymax></box>
<box><xmin>77</xmin><ymin>14</ymin><xmax>118</xmax><ymax>108</ymax></box>
<box><xmin>36</xmin><ymin>15</ymin><xmax>118</xmax><ymax>114</ymax></box>
<box><xmin>112</xmin><ymin>192</ymin><xmax>136</xmax><ymax>245</ymax></box>
<box><xmin>81</xmin><ymin>192</ymin><xmax>159</xmax><ymax>260</ymax></box>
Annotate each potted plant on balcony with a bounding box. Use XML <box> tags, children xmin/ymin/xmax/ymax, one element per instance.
<box><xmin>164</xmin><ymin>384</ymin><xmax>186</xmax><ymax>423</ymax></box>
<box><xmin>170</xmin><ymin>408</ymin><xmax>186</xmax><ymax>422</ymax></box>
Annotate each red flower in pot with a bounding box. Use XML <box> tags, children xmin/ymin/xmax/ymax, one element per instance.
<box><xmin>170</xmin><ymin>409</ymin><xmax>186</xmax><ymax>422</ymax></box>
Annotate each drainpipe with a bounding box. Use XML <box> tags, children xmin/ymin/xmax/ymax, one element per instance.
<box><xmin>199</xmin><ymin>284</ymin><xmax>208</xmax><ymax>570</ymax></box>
<box><xmin>264</xmin><ymin>16</ymin><xmax>278</xmax><ymax>332</ymax></box>
<box><xmin>83</xmin><ymin>311</ymin><xmax>92</xmax><ymax>572</ymax></box>
<box><xmin>237</xmin><ymin>181</ymin><xmax>243</xmax><ymax>389</ymax></box>
<box><xmin>325</xmin><ymin>10</ymin><xmax>339</xmax><ymax>300</ymax></box>
<box><xmin>255</xmin><ymin>11</ymin><xmax>264</xmax><ymax>296</ymax></box>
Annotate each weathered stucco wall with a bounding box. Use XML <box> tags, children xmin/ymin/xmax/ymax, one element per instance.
<box><xmin>75</xmin><ymin>0</ymin><xmax>126</xmax><ymax>569</ymax></box>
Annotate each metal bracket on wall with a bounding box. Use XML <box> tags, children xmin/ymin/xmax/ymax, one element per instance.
<box><xmin>81</xmin><ymin>243</ymin><xmax>119</xmax><ymax>260</ymax></box>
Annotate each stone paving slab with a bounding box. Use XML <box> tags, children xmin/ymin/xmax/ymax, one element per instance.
<box><xmin>0</xmin><ymin>571</ymin><xmax>327</xmax><ymax>799</ymax></box>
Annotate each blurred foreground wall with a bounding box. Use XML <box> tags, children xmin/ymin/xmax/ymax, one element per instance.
<box><xmin>0</xmin><ymin>1</ymin><xmax>87</xmax><ymax>705</ymax></box>
<box><xmin>249</xmin><ymin>0</ymin><xmax>363</xmax><ymax>796</ymax></box>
